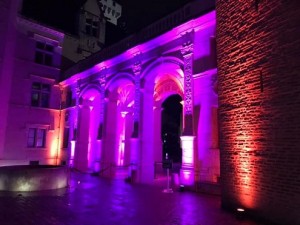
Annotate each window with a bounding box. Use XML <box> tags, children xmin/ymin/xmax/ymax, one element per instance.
<box><xmin>31</xmin><ymin>82</ymin><xmax>50</xmax><ymax>108</ymax></box>
<box><xmin>85</xmin><ymin>15</ymin><xmax>99</xmax><ymax>37</ymax></box>
<box><xmin>63</xmin><ymin>128</ymin><xmax>70</xmax><ymax>148</ymax></box>
<box><xmin>27</xmin><ymin>128</ymin><xmax>46</xmax><ymax>148</ymax></box>
<box><xmin>66</xmin><ymin>90</ymin><xmax>73</xmax><ymax>107</ymax></box>
<box><xmin>35</xmin><ymin>41</ymin><xmax>54</xmax><ymax>66</ymax></box>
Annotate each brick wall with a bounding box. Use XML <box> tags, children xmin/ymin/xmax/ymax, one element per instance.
<box><xmin>216</xmin><ymin>1</ymin><xmax>300</xmax><ymax>224</ymax></box>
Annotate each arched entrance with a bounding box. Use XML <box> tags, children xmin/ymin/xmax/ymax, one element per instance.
<box><xmin>102</xmin><ymin>76</ymin><xmax>135</xmax><ymax>178</ymax></box>
<box><xmin>74</xmin><ymin>87</ymin><xmax>101</xmax><ymax>172</ymax></box>
<box><xmin>161</xmin><ymin>94</ymin><xmax>182</xmax><ymax>164</ymax></box>
<box><xmin>139</xmin><ymin>58</ymin><xmax>184</xmax><ymax>184</ymax></box>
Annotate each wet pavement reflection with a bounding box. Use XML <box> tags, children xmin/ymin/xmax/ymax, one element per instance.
<box><xmin>0</xmin><ymin>171</ymin><xmax>265</xmax><ymax>225</ymax></box>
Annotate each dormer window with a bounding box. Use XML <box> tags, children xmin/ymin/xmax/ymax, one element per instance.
<box><xmin>85</xmin><ymin>15</ymin><xmax>99</xmax><ymax>38</ymax></box>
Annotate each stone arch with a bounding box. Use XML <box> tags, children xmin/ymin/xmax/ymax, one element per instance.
<box><xmin>74</xmin><ymin>84</ymin><xmax>102</xmax><ymax>172</ymax></box>
<box><xmin>80</xmin><ymin>83</ymin><xmax>101</xmax><ymax>100</ymax></box>
<box><xmin>106</xmin><ymin>73</ymin><xmax>135</xmax><ymax>91</ymax></box>
<box><xmin>154</xmin><ymin>74</ymin><xmax>184</xmax><ymax>102</ymax></box>
<box><xmin>102</xmin><ymin>74</ymin><xmax>135</xmax><ymax>175</ymax></box>
<box><xmin>141</xmin><ymin>57</ymin><xmax>184</xmax><ymax>90</ymax></box>
<box><xmin>139</xmin><ymin>56</ymin><xmax>184</xmax><ymax>183</ymax></box>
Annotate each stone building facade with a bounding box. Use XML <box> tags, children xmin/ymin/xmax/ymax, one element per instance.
<box><xmin>216</xmin><ymin>1</ymin><xmax>300</xmax><ymax>224</ymax></box>
<box><xmin>1</xmin><ymin>0</ymin><xmax>299</xmax><ymax>224</ymax></box>
<box><xmin>60</xmin><ymin>2</ymin><xmax>219</xmax><ymax>186</ymax></box>
<box><xmin>0</xmin><ymin>0</ymin><xmax>65</xmax><ymax>166</ymax></box>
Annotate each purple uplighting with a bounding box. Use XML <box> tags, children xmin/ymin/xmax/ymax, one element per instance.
<box><xmin>59</xmin><ymin>10</ymin><xmax>219</xmax><ymax>186</ymax></box>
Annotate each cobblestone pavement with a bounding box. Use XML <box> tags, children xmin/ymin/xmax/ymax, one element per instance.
<box><xmin>0</xmin><ymin>172</ymin><xmax>266</xmax><ymax>225</ymax></box>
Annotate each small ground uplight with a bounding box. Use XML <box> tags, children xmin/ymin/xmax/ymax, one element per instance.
<box><xmin>179</xmin><ymin>184</ymin><xmax>185</xmax><ymax>192</ymax></box>
<box><xmin>236</xmin><ymin>208</ymin><xmax>246</xmax><ymax>220</ymax></box>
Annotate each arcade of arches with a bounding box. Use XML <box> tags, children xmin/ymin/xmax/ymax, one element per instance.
<box><xmin>61</xmin><ymin>11</ymin><xmax>219</xmax><ymax>186</ymax></box>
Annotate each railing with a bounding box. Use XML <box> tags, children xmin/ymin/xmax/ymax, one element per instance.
<box><xmin>98</xmin><ymin>162</ymin><xmax>131</xmax><ymax>179</ymax></box>
<box><xmin>99</xmin><ymin>162</ymin><xmax>114</xmax><ymax>178</ymax></box>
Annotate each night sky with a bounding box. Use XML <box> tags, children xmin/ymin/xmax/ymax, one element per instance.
<box><xmin>107</xmin><ymin>0</ymin><xmax>191</xmax><ymax>44</ymax></box>
<box><xmin>21</xmin><ymin>0</ymin><xmax>85</xmax><ymax>35</ymax></box>
<box><xmin>21</xmin><ymin>0</ymin><xmax>192</xmax><ymax>45</ymax></box>
<box><xmin>117</xmin><ymin>0</ymin><xmax>191</xmax><ymax>32</ymax></box>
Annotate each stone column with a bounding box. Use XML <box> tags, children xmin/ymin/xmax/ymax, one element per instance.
<box><xmin>73</xmin><ymin>80</ymin><xmax>90</xmax><ymax>171</ymax></box>
<box><xmin>69</xmin><ymin>82</ymin><xmax>81</xmax><ymax>167</ymax></box>
<box><xmin>94</xmin><ymin>69</ymin><xmax>106</xmax><ymax>172</ymax></box>
<box><xmin>153</xmin><ymin>103</ymin><xmax>162</xmax><ymax>163</ymax></box>
<box><xmin>180</xmin><ymin>34</ymin><xmax>195</xmax><ymax>186</ymax></box>
<box><xmin>129</xmin><ymin>54</ymin><xmax>142</xmax><ymax>182</ymax></box>
<box><xmin>117</xmin><ymin>111</ymin><xmax>128</xmax><ymax>166</ymax></box>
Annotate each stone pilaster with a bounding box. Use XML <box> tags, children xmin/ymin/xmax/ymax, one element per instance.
<box><xmin>97</xmin><ymin>68</ymin><xmax>106</xmax><ymax>140</ymax></box>
<box><xmin>181</xmin><ymin>39</ymin><xmax>194</xmax><ymax>136</ymax></box>
<box><xmin>71</xmin><ymin>80</ymin><xmax>81</xmax><ymax>169</ymax></box>
<box><xmin>180</xmin><ymin>33</ymin><xmax>195</xmax><ymax>186</ymax></box>
<box><xmin>93</xmin><ymin>68</ymin><xmax>107</xmax><ymax>173</ymax></box>
<box><xmin>131</xmin><ymin>56</ymin><xmax>141</xmax><ymax>138</ymax></box>
<box><xmin>129</xmin><ymin>53</ymin><xmax>142</xmax><ymax>182</ymax></box>
<box><xmin>73</xmin><ymin>81</ymin><xmax>81</xmax><ymax>140</ymax></box>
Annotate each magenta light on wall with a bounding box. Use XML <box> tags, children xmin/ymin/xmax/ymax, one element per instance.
<box><xmin>181</xmin><ymin>136</ymin><xmax>194</xmax><ymax>167</ymax></box>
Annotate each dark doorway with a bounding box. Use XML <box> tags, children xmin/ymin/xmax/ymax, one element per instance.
<box><xmin>161</xmin><ymin>94</ymin><xmax>182</xmax><ymax>163</ymax></box>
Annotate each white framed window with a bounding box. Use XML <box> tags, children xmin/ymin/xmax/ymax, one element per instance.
<box><xmin>85</xmin><ymin>14</ymin><xmax>99</xmax><ymax>37</ymax></box>
<box><xmin>31</xmin><ymin>82</ymin><xmax>50</xmax><ymax>108</ymax></box>
<box><xmin>27</xmin><ymin>128</ymin><xmax>46</xmax><ymax>148</ymax></box>
<box><xmin>35</xmin><ymin>41</ymin><xmax>54</xmax><ymax>66</ymax></box>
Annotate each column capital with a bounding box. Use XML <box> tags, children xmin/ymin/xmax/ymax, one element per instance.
<box><xmin>132</xmin><ymin>61</ymin><xmax>142</xmax><ymax>75</ymax></box>
<box><xmin>121</xmin><ymin>111</ymin><xmax>128</xmax><ymax>118</ymax></box>
<box><xmin>98</xmin><ymin>75</ymin><xmax>106</xmax><ymax>88</ymax></box>
<box><xmin>181</xmin><ymin>42</ymin><xmax>194</xmax><ymax>57</ymax></box>
<box><xmin>98</xmin><ymin>67</ymin><xmax>107</xmax><ymax>87</ymax></box>
<box><xmin>131</xmin><ymin>51</ymin><xmax>142</xmax><ymax>75</ymax></box>
<box><xmin>131</xmin><ymin>57</ymin><xmax>142</xmax><ymax>138</ymax></box>
<box><xmin>74</xmin><ymin>81</ymin><xmax>82</xmax><ymax>97</ymax></box>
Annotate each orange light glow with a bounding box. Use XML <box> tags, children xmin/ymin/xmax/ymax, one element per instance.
<box><xmin>49</xmin><ymin>110</ymin><xmax>65</xmax><ymax>165</ymax></box>
<box><xmin>50</xmin><ymin>138</ymin><xmax>58</xmax><ymax>158</ymax></box>
<box><xmin>230</xmin><ymin>107</ymin><xmax>258</xmax><ymax>209</ymax></box>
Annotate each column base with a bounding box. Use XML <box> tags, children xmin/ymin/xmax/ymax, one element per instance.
<box><xmin>180</xmin><ymin>135</ymin><xmax>195</xmax><ymax>186</ymax></box>
<box><xmin>129</xmin><ymin>167</ymin><xmax>138</xmax><ymax>183</ymax></box>
<box><xmin>180</xmin><ymin>167</ymin><xmax>195</xmax><ymax>186</ymax></box>
<box><xmin>128</xmin><ymin>138</ymin><xmax>139</xmax><ymax>182</ymax></box>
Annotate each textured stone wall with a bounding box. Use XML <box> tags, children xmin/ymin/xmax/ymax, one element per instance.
<box><xmin>216</xmin><ymin>1</ymin><xmax>300</xmax><ymax>224</ymax></box>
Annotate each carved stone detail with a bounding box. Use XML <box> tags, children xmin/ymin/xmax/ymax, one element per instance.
<box><xmin>73</xmin><ymin>81</ymin><xmax>82</xmax><ymax>138</ymax></box>
<box><xmin>132</xmin><ymin>61</ymin><xmax>141</xmax><ymax>123</ymax></box>
<box><xmin>181</xmin><ymin>43</ymin><xmax>194</xmax><ymax>115</ymax></box>
<box><xmin>132</xmin><ymin>62</ymin><xmax>142</xmax><ymax>76</ymax></box>
<box><xmin>98</xmin><ymin>68</ymin><xmax>107</xmax><ymax>124</ymax></box>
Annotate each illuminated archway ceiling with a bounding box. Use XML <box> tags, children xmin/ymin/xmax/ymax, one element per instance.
<box><xmin>81</xmin><ymin>87</ymin><xmax>101</xmax><ymax>101</ymax></box>
<box><xmin>117</xmin><ymin>83</ymin><xmax>135</xmax><ymax>110</ymax></box>
<box><xmin>154</xmin><ymin>75</ymin><xmax>183</xmax><ymax>101</ymax></box>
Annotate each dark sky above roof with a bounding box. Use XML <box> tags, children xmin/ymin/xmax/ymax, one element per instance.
<box><xmin>107</xmin><ymin>0</ymin><xmax>192</xmax><ymax>44</ymax></box>
<box><xmin>21</xmin><ymin>0</ymin><xmax>86</xmax><ymax>34</ymax></box>
<box><xmin>118</xmin><ymin>0</ymin><xmax>191</xmax><ymax>32</ymax></box>
<box><xmin>21</xmin><ymin>0</ymin><xmax>192</xmax><ymax>45</ymax></box>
